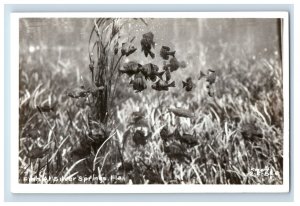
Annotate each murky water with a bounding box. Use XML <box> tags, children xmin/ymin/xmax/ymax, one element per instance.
<box><xmin>19</xmin><ymin>17</ymin><xmax>281</xmax><ymax>81</ymax></box>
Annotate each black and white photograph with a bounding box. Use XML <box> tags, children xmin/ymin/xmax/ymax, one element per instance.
<box><xmin>14</xmin><ymin>13</ymin><xmax>289</xmax><ymax>192</ymax></box>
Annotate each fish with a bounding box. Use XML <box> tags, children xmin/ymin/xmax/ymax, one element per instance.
<box><xmin>206</xmin><ymin>69</ymin><xmax>216</xmax><ymax>84</ymax></box>
<box><xmin>198</xmin><ymin>71</ymin><xmax>206</xmax><ymax>80</ymax></box>
<box><xmin>36</xmin><ymin>103</ymin><xmax>56</xmax><ymax>113</ymax></box>
<box><xmin>176</xmin><ymin>132</ymin><xmax>198</xmax><ymax>147</ymax></box>
<box><xmin>25</xmin><ymin>146</ymin><xmax>50</xmax><ymax>159</ymax></box>
<box><xmin>119</xmin><ymin>61</ymin><xmax>142</xmax><ymax>77</ymax></box>
<box><xmin>140</xmin><ymin>32</ymin><xmax>155</xmax><ymax>59</ymax></box>
<box><xmin>168</xmin><ymin>57</ymin><xmax>180</xmax><ymax>72</ymax></box>
<box><xmin>89</xmin><ymin>61</ymin><xmax>94</xmax><ymax>72</ymax></box>
<box><xmin>163</xmin><ymin>63</ymin><xmax>171</xmax><ymax>82</ymax></box>
<box><xmin>164</xmin><ymin>142</ymin><xmax>191</xmax><ymax>163</ymax></box>
<box><xmin>160</xmin><ymin>126</ymin><xmax>170</xmax><ymax>141</ymax></box>
<box><xmin>131</xmin><ymin>111</ymin><xmax>145</xmax><ymax>121</ymax></box>
<box><xmin>182</xmin><ymin>77</ymin><xmax>194</xmax><ymax>92</ymax></box>
<box><xmin>160</xmin><ymin>46</ymin><xmax>176</xmax><ymax>60</ymax></box>
<box><xmin>121</xmin><ymin>43</ymin><xmax>137</xmax><ymax>57</ymax></box>
<box><xmin>240</xmin><ymin>123</ymin><xmax>263</xmax><ymax>142</ymax></box>
<box><xmin>125</xmin><ymin>45</ymin><xmax>137</xmax><ymax>56</ymax></box>
<box><xmin>151</xmin><ymin>80</ymin><xmax>175</xmax><ymax>91</ymax></box>
<box><xmin>67</xmin><ymin>87</ymin><xmax>90</xmax><ymax>98</ymax></box>
<box><xmin>168</xmin><ymin>107</ymin><xmax>195</xmax><ymax>118</ymax></box>
<box><xmin>132</xmin><ymin>129</ymin><xmax>151</xmax><ymax>146</ymax></box>
<box><xmin>129</xmin><ymin>72</ymin><xmax>147</xmax><ymax>93</ymax></box>
<box><xmin>141</xmin><ymin>63</ymin><xmax>164</xmax><ymax>82</ymax></box>
<box><xmin>113</xmin><ymin>42</ymin><xmax>119</xmax><ymax>55</ymax></box>
<box><xmin>160</xmin><ymin>126</ymin><xmax>176</xmax><ymax>142</ymax></box>
<box><xmin>208</xmin><ymin>86</ymin><xmax>214</xmax><ymax>97</ymax></box>
<box><xmin>165</xmin><ymin>68</ymin><xmax>171</xmax><ymax>82</ymax></box>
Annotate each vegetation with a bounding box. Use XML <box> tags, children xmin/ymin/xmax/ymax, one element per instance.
<box><xmin>19</xmin><ymin>18</ymin><xmax>283</xmax><ymax>184</ymax></box>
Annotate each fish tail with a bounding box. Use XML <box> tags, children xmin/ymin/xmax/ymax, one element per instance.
<box><xmin>149</xmin><ymin>51</ymin><xmax>155</xmax><ymax>59</ymax></box>
<box><xmin>119</xmin><ymin>69</ymin><xmax>127</xmax><ymax>75</ymax></box>
<box><xmin>169</xmin><ymin>81</ymin><xmax>176</xmax><ymax>87</ymax></box>
<box><xmin>182</xmin><ymin>81</ymin><xmax>187</xmax><ymax>88</ymax></box>
<box><xmin>171</xmin><ymin>51</ymin><xmax>176</xmax><ymax>57</ymax></box>
<box><xmin>157</xmin><ymin>71</ymin><xmax>165</xmax><ymax>80</ymax></box>
<box><xmin>198</xmin><ymin>71</ymin><xmax>206</xmax><ymax>80</ymax></box>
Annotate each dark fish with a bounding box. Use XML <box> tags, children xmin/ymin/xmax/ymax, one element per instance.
<box><xmin>208</xmin><ymin>86</ymin><xmax>214</xmax><ymax>97</ymax></box>
<box><xmin>126</xmin><ymin>45</ymin><xmax>137</xmax><ymax>56</ymax></box>
<box><xmin>119</xmin><ymin>61</ymin><xmax>142</xmax><ymax>77</ymax></box>
<box><xmin>129</xmin><ymin>73</ymin><xmax>147</xmax><ymax>93</ymax></box>
<box><xmin>121</xmin><ymin>43</ymin><xmax>127</xmax><ymax>56</ymax></box>
<box><xmin>141</xmin><ymin>63</ymin><xmax>164</xmax><ymax>82</ymax></box>
<box><xmin>168</xmin><ymin>107</ymin><xmax>195</xmax><ymax>118</ymax></box>
<box><xmin>71</xmin><ymin>140</ymin><xmax>91</xmax><ymax>160</ymax></box>
<box><xmin>121</xmin><ymin>43</ymin><xmax>137</xmax><ymax>57</ymax></box>
<box><xmin>160</xmin><ymin>46</ymin><xmax>176</xmax><ymax>60</ymax></box>
<box><xmin>241</xmin><ymin>123</ymin><xmax>263</xmax><ymax>142</ymax></box>
<box><xmin>163</xmin><ymin>63</ymin><xmax>171</xmax><ymax>82</ymax></box>
<box><xmin>25</xmin><ymin>146</ymin><xmax>50</xmax><ymax>159</ymax></box>
<box><xmin>140</xmin><ymin>32</ymin><xmax>155</xmax><ymax>59</ymax></box>
<box><xmin>89</xmin><ymin>61</ymin><xmax>94</xmax><ymax>73</ymax></box>
<box><xmin>37</xmin><ymin>102</ymin><xmax>57</xmax><ymax>113</ymax></box>
<box><xmin>160</xmin><ymin>126</ymin><xmax>176</xmax><ymax>142</ymax></box>
<box><xmin>160</xmin><ymin>126</ymin><xmax>170</xmax><ymax>141</ymax></box>
<box><xmin>182</xmin><ymin>77</ymin><xmax>194</xmax><ymax>92</ymax></box>
<box><xmin>177</xmin><ymin>132</ymin><xmax>198</xmax><ymax>147</ymax></box>
<box><xmin>128</xmin><ymin>111</ymin><xmax>148</xmax><ymax>127</ymax></box>
<box><xmin>164</xmin><ymin>142</ymin><xmax>191</xmax><ymax>163</ymax></box>
<box><xmin>119</xmin><ymin>161</ymin><xmax>134</xmax><ymax>173</ymax></box>
<box><xmin>206</xmin><ymin>69</ymin><xmax>216</xmax><ymax>84</ymax></box>
<box><xmin>179</xmin><ymin>61</ymin><xmax>187</xmax><ymax>68</ymax></box>
<box><xmin>132</xmin><ymin>129</ymin><xmax>150</xmax><ymax>146</ymax></box>
<box><xmin>198</xmin><ymin>71</ymin><xmax>206</xmax><ymax>80</ymax></box>
<box><xmin>168</xmin><ymin>57</ymin><xmax>180</xmax><ymax>72</ymax></box>
<box><xmin>113</xmin><ymin>42</ymin><xmax>119</xmax><ymax>55</ymax></box>
<box><xmin>67</xmin><ymin>87</ymin><xmax>90</xmax><ymax>98</ymax></box>
<box><xmin>131</xmin><ymin>111</ymin><xmax>145</xmax><ymax>122</ymax></box>
<box><xmin>24</xmin><ymin>129</ymin><xmax>41</xmax><ymax>140</ymax></box>
<box><xmin>151</xmin><ymin>80</ymin><xmax>175</xmax><ymax>91</ymax></box>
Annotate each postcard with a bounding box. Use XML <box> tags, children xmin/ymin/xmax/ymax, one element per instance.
<box><xmin>10</xmin><ymin>12</ymin><xmax>289</xmax><ymax>193</ymax></box>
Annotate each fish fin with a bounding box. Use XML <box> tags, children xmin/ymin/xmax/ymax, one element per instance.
<box><xmin>171</xmin><ymin>51</ymin><xmax>176</xmax><ymax>57</ymax></box>
<box><xmin>182</xmin><ymin>81</ymin><xmax>187</xmax><ymax>88</ymax></box>
<box><xmin>149</xmin><ymin>51</ymin><xmax>155</xmax><ymax>59</ymax></box>
<box><xmin>169</xmin><ymin>81</ymin><xmax>176</xmax><ymax>87</ymax></box>
<box><xmin>157</xmin><ymin>71</ymin><xmax>165</xmax><ymax>80</ymax></box>
<box><xmin>198</xmin><ymin>71</ymin><xmax>206</xmax><ymax>80</ymax></box>
<box><xmin>130</xmin><ymin>36</ymin><xmax>136</xmax><ymax>43</ymax></box>
<box><xmin>162</xmin><ymin>46</ymin><xmax>170</xmax><ymax>50</ymax></box>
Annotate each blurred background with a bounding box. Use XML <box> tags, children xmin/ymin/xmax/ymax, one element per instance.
<box><xmin>19</xmin><ymin>18</ymin><xmax>281</xmax><ymax>71</ymax></box>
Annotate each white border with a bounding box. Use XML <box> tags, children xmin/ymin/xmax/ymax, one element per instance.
<box><xmin>10</xmin><ymin>12</ymin><xmax>289</xmax><ymax>193</ymax></box>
